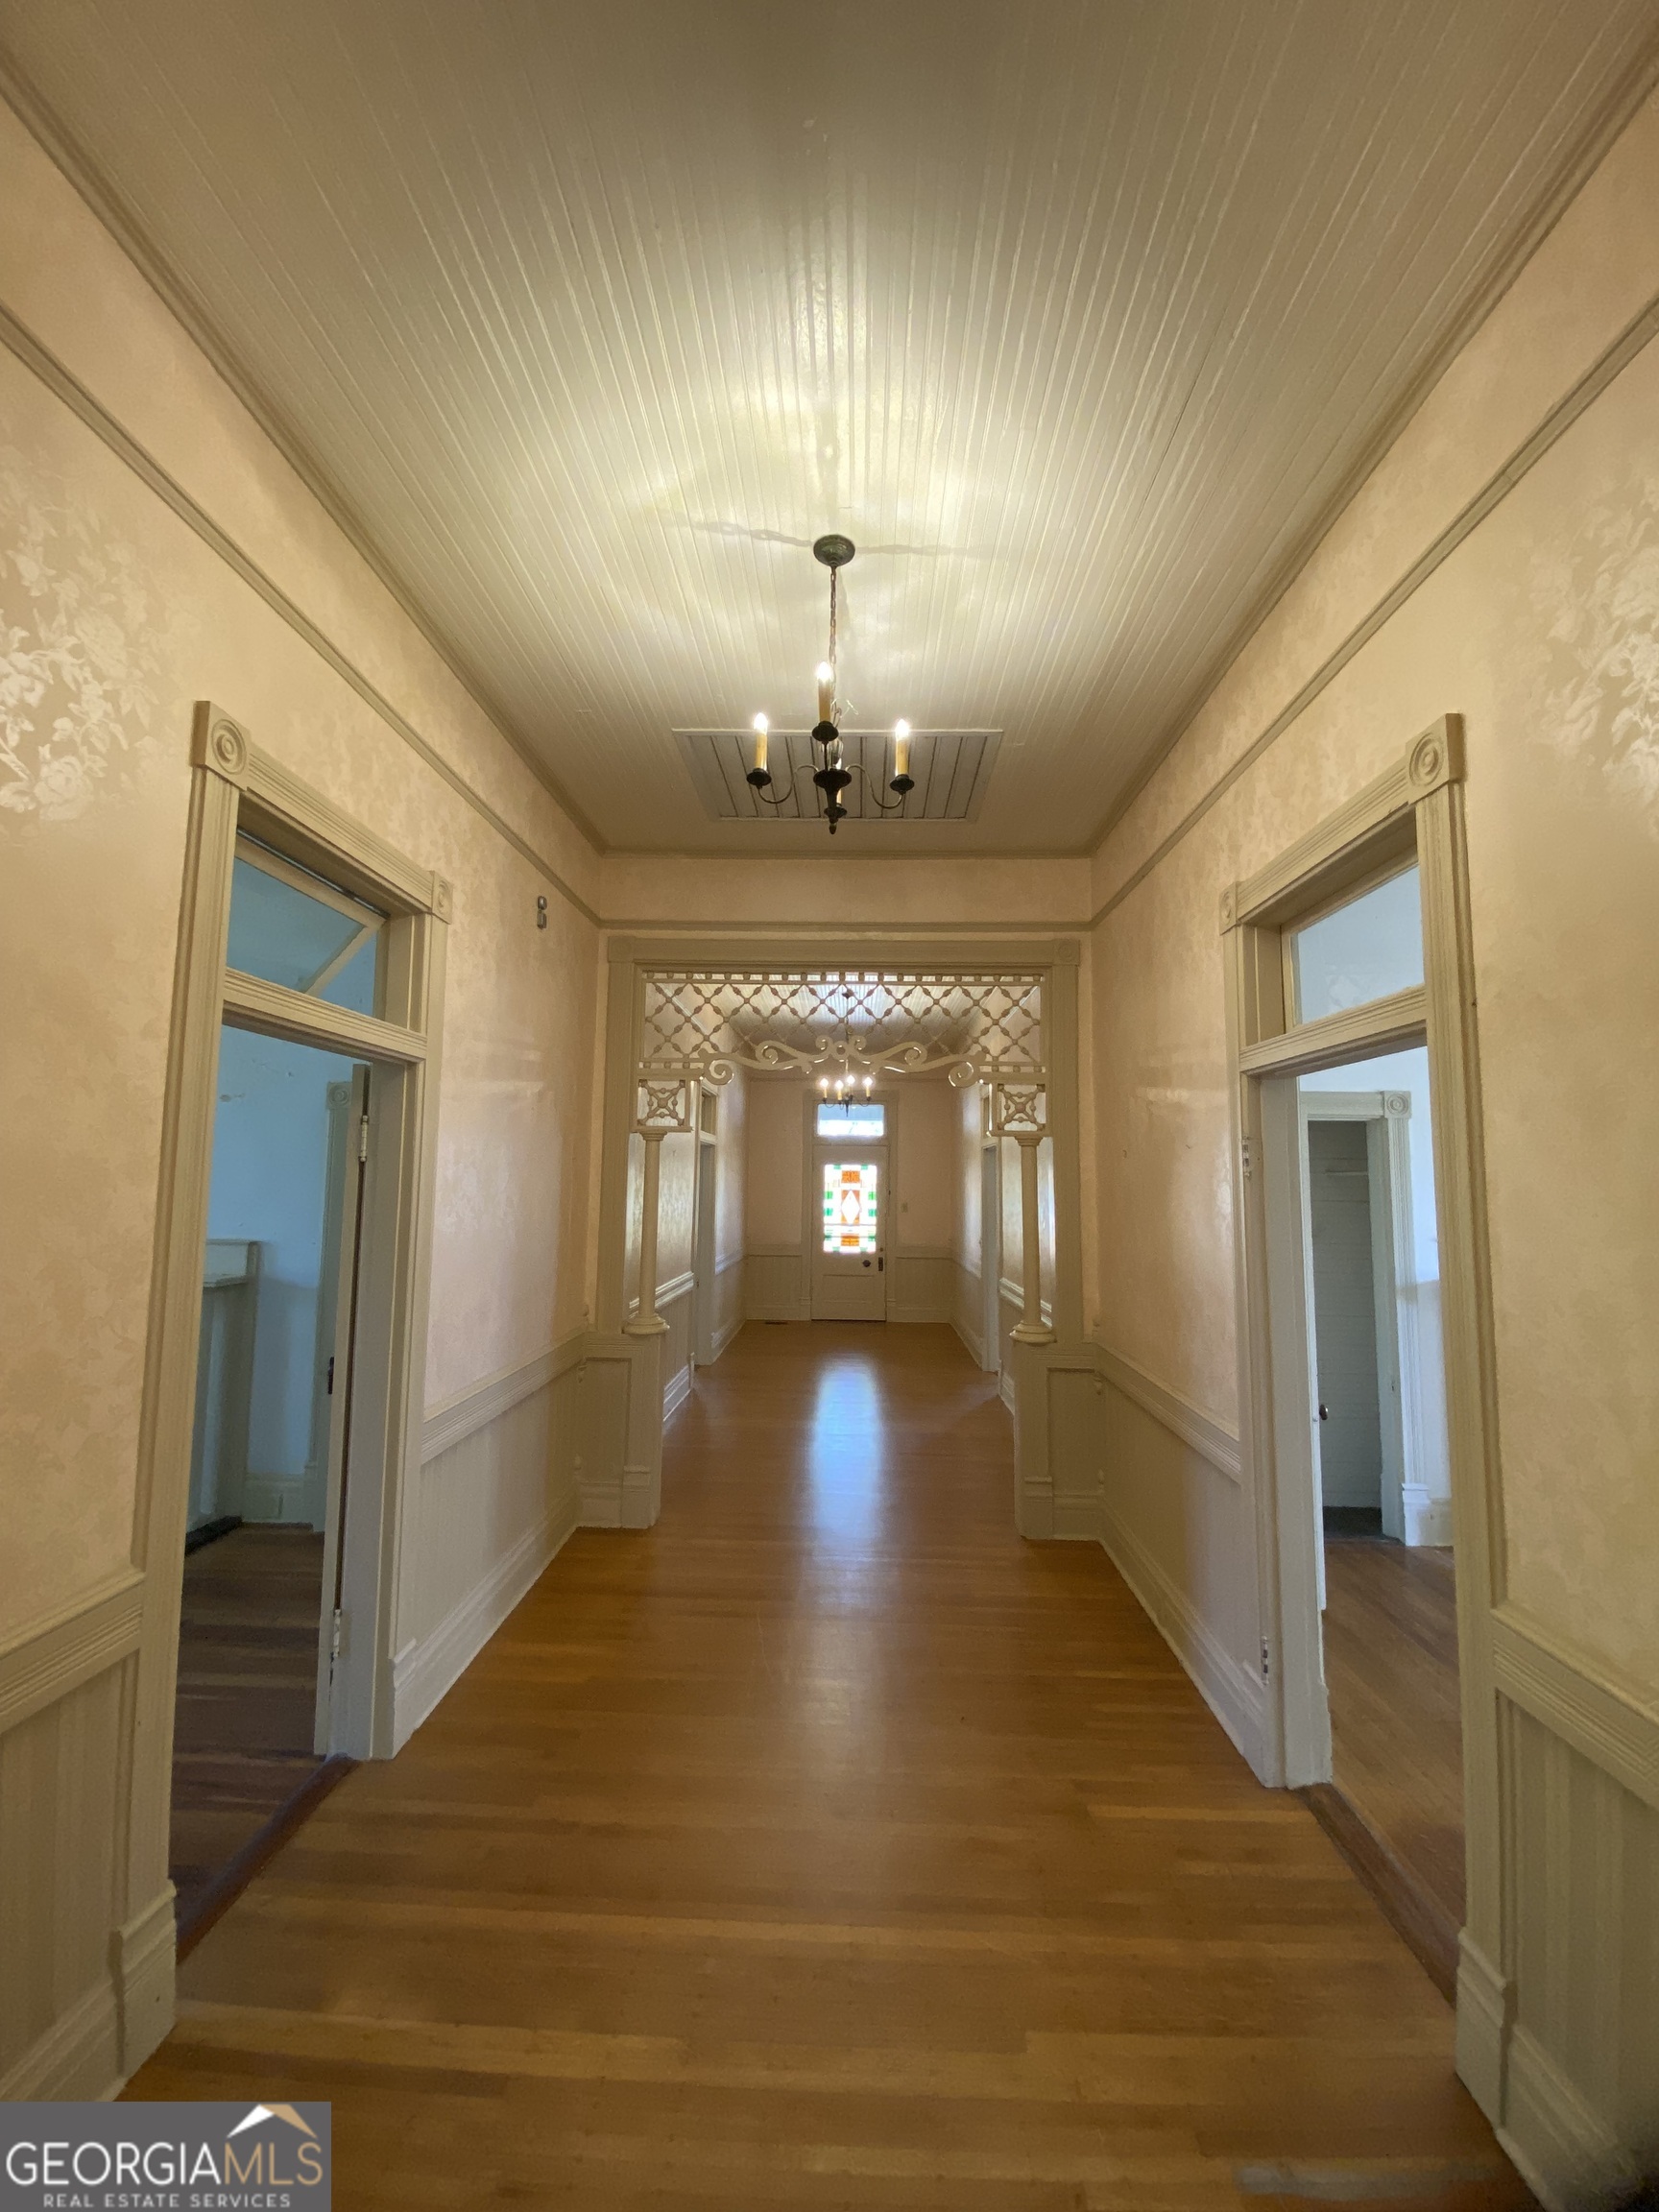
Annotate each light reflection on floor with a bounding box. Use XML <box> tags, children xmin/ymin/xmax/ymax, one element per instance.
<box><xmin>805</xmin><ymin>1356</ymin><xmax>887</xmax><ymax>1555</ymax></box>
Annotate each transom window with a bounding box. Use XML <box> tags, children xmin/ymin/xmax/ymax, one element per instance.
<box><xmin>816</xmin><ymin>1099</ymin><xmax>885</xmax><ymax>1138</ymax></box>
<box><xmin>1287</xmin><ymin>864</ymin><xmax>1422</xmax><ymax>1024</ymax></box>
<box><xmin>227</xmin><ymin>835</ymin><xmax>385</xmax><ymax>1016</ymax></box>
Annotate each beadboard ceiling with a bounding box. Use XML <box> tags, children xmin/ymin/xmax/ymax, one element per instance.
<box><xmin>3</xmin><ymin>3</ymin><xmax>1656</xmax><ymax>854</ymax></box>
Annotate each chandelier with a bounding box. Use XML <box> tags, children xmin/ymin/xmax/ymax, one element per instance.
<box><xmin>745</xmin><ymin>536</ymin><xmax>914</xmax><ymax>835</ymax></box>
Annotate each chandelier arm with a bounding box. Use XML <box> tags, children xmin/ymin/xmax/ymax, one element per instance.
<box><xmin>747</xmin><ymin>757</ymin><xmax>820</xmax><ymax>815</ymax></box>
<box><xmin>857</xmin><ymin>768</ymin><xmax>909</xmax><ymax>816</ymax></box>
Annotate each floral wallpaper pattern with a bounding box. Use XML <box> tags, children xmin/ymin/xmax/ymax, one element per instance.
<box><xmin>1533</xmin><ymin>470</ymin><xmax>1659</xmax><ymax>833</ymax></box>
<box><xmin>0</xmin><ymin>445</ymin><xmax>160</xmax><ymax>819</ymax></box>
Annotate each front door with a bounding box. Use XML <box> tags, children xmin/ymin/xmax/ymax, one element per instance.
<box><xmin>811</xmin><ymin>1150</ymin><xmax>887</xmax><ymax>1319</ymax></box>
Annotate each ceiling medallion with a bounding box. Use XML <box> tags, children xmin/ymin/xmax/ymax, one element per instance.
<box><xmin>745</xmin><ymin>536</ymin><xmax>914</xmax><ymax>836</ymax></box>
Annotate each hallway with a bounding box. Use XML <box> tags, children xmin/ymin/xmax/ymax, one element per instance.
<box><xmin>129</xmin><ymin>1325</ymin><xmax>1526</xmax><ymax>2208</ymax></box>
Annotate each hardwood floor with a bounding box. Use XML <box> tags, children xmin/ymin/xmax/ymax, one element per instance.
<box><xmin>131</xmin><ymin>1325</ymin><xmax>1529</xmax><ymax>2209</ymax></box>
<box><xmin>171</xmin><ymin>1524</ymin><xmax>326</xmax><ymax>1929</ymax></box>
<box><xmin>1321</xmin><ymin>1540</ymin><xmax>1465</xmax><ymax>1932</ymax></box>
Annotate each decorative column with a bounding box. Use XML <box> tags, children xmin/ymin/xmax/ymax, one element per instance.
<box><xmin>992</xmin><ymin>1082</ymin><xmax>1053</xmax><ymax>1346</ymax></box>
<box><xmin>626</xmin><ymin>1079</ymin><xmax>693</xmax><ymax>1336</ymax></box>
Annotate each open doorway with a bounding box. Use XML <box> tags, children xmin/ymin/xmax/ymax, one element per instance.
<box><xmin>1238</xmin><ymin>824</ymin><xmax>1467</xmax><ymax>1991</ymax></box>
<box><xmin>1298</xmin><ymin>1044</ymin><xmax>1462</xmax><ymax>1965</ymax></box>
<box><xmin>169</xmin><ymin>809</ymin><xmax>413</xmax><ymax>1945</ymax></box>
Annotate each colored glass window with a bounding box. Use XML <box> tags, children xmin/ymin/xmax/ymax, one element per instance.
<box><xmin>821</xmin><ymin>1161</ymin><xmax>879</xmax><ymax>1254</ymax></box>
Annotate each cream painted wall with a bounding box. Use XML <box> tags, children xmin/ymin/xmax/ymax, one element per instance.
<box><xmin>744</xmin><ymin>1079</ymin><xmax>805</xmax><ymax>1247</ymax></box>
<box><xmin>893</xmin><ymin>1082</ymin><xmax>955</xmax><ymax>1249</ymax></box>
<box><xmin>601</xmin><ymin>853</ymin><xmax>1089</xmax><ymax>926</ymax></box>
<box><xmin>713</xmin><ymin>1070</ymin><xmax>746</xmax><ymax>1271</ymax></box>
<box><xmin>956</xmin><ymin>1082</ymin><xmax>983</xmax><ymax>1273</ymax></box>
<box><xmin>0</xmin><ymin>102</ymin><xmax>604</xmax><ymax>1637</ymax></box>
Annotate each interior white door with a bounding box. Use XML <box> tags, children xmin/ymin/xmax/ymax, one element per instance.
<box><xmin>810</xmin><ymin>1150</ymin><xmax>887</xmax><ymax>1320</ymax></box>
<box><xmin>313</xmin><ymin>1063</ymin><xmax>370</xmax><ymax>1753</ymax></box>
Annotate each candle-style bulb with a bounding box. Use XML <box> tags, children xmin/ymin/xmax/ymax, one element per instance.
<box><xmin>751</xmin><ymin>713</ymin><xmax>768</xmax><ymax>775</ymax></box>
<box><xmin>816</xmin><ymin>661</ymin><xmax>835</xmax><ymax>722</ymax></box>
<box><xmin>893</xmin><ymin>719</ymin><xmax>911</xmax><ymax>777</ymax></box>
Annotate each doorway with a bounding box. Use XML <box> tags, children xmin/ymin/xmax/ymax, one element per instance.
<box><xmin>810</xmin><ymin>1094</ymin><xmax>888</xmax><ymax>1321</ymax></box>
<box><xmin>174</xmin><ymin>1017</ymin><xmax>379</xmax><ymax>1933</ymax></box>
<box><xmin>149</xmin><ymin>716</ymin><xmax>448</xmax><ymax>1966</ymax></box>
<box><xmin>1238</xmin><ymin>827</ymin><xmax>1467</xmax><ymax>1990</ymax></box>
<box><xmin>1297</xmin><ymin>1047</ymin><xmax>1462</xmax><ymax>1962</ymax></box>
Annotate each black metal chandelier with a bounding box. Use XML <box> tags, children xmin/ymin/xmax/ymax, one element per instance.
<box><xmin>744</xmin><ymin>535</ymin><xmax>914</xmax><ymax>835</ymax></box>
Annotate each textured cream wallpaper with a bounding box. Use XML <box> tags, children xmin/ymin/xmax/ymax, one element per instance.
<box><xmin>1088</xmin><ymin>91</ymin><xmax>1659</xmax><ymax>1687</ymax></box>
<box><xmin>0</xmin><ymin>146</ymin><xmax>602</xmax><ymax>1638</ymax></box>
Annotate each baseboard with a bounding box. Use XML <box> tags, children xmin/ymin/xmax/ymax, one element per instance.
<box><xmin>889</xmin><ymin>1306</ymin><xmax>955</xmax><ymax>1325</ymax></box>
<box><xmin>392</xmin><ymin>1494</ymin><xmax>576</xmax><ymax>1743</ymax></box>
<box><xmin>950</xmin><ymin>1312</ymin><xmax>985</xmax><ymax>1367</ymax></box>
<box><xmin>238</xmin><ymin>1471</ymin><xmax>313</xmax><ymax>1525</ymax></box>
<box><xmin>709</xmin><ymin>1310</ymin><xmax>744</xmax><ymax>1360</ymax></box>
<box><xmin>579</xmin><ymin>1469</ymin><xmax>622</xmax><ymax>1526</ymax></box>
<box><xmin>1455</xmin><ymin>1930</ymin><xmax>1512</xmax><ymax>2122</ymax></box>
<box><xmin>1403</xmin><ymin>1482</ymin><xmax>1454</xmax><ymax>1547</ymax></box>
<box><xmin>662</xmin><ymin>1361</ymin><xmax>692</xmax><ymax>1423</ymax></box>
<box><xmin>998</xmin><ymin>1370</ymin><xmax>1016</xmax><ymax>1411</ymax></box>
<box><xmin>1499</xmin><ymin>2023</ymin><xmax>1639</xmax><ymax>2212</ymax></box>
<box><xmin>1098</xmin><ymin>1503</ymin><xmax>1266</xmax><ymax>1774</ymax></box>
<box><xmin>114</xmin><ymin>1887</ymin><xmax>178</xmax><ymax>2078</ymax></box>
<box><xmin>0</xmin><ymin>1968</ymin><xmax>120</xmax><ymax>2102</ymax></box>
<box><xmin>619</xmin><ymin>1461</ymin><xmax>657</xmax><ymax>1529</ymax></box>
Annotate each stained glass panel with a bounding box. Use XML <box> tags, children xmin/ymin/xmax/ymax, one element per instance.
<box><xmin>821</xmin><ymin>1162</ymin><xmax>879</xmax><ymax>1254</ymax></box>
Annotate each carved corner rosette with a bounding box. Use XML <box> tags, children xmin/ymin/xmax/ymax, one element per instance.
<box><xmin>1406</xmin><ymin>713</ymin><xmax>1464</xmax><ymax>799</ymax></box>
<box><xmin>431</xmin><ymin>874</ymin><xmax>454</xmax><ymax>922</ymax></box>
<box><xmin>190</xmin><ymin>700</ymin><xmax>251</xmax><ymax>788</ymax></box>
<box><xmin>1218</xmin><ymin>880</ymin><xmax>1239</xmax><ymax>934</ymax></box>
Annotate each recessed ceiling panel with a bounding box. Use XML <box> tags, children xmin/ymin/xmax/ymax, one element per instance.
<box><xmin>1</xmin><ymin>1</ymin><xmax>1653</xmax><ymax>851</ymax></box>
<box><xmin>676</xmin><ymin>729</ymin><xmax>999</xmax><ymax>824</ymax></box>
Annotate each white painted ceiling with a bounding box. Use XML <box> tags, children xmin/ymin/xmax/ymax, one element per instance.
<box><xmin>3</xmin><ymin>2</ymin><xmax>1656</xmax><ymax>854</ymax></box>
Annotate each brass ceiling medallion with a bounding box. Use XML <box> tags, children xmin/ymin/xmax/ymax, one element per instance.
<box><xmin>745</xmin><ymin>539</ymin><xmax>915</xmax><ymax>835</ymax></box>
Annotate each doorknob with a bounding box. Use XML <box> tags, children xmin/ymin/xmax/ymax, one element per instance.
<box><xmin>1318</xmin><ymin>1404</ymin><xmax>1329</xmax><ymax>1420</ymax></box>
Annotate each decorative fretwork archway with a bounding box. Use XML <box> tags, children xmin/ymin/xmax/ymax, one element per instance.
<box><xmin>625</xmin><ymin>966</ymin><xmax>1050</xmax><ymax>1336</ymax></box>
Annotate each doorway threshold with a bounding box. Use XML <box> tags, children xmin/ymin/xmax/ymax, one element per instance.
<box><xmin>177</xmin><ymin>1754</ymin><xmax>355</xmax><ymax>1960</ymax></box>
<box><xmin>1299</xmin><ymin>1781</ymin><xmax>1457</xmax><ymax>2001</ymax></box>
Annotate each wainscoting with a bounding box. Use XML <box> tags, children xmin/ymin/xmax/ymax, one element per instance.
<box><xmin>0</xmin><ymin>1575</ymin><xmax>155</xmax><ymax>2100</ymax></box>
<box><xmin>743</xmin><ymin>1244</ymin><xmax>956</xmax><ymax>1325</ymax></box>
<box><xmin>708</xmin><ymin>1250</ymin><xmax>745</xmax><ymax>1362</ymax></box>
<box><xmin>393</xmin><ymin>1334</ymin><xmax>588</xmax><ymax>1747</ymax></box>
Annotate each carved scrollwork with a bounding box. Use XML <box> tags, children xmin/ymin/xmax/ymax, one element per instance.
<box><xmin>636</xmin><ymin>967</ymin><xmax>1046</xmax><ymax>1095</ymax></box>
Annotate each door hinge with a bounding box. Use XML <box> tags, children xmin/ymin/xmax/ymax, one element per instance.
<box><xmin>1261</xmin><ymin>1638</ymin><xmax>1271</xmax><ymax>1681</ymax></box>
<box><xmin>1240</xmin><ymin>1136</ymin><xmax>1255</xmax><ymax>1180</ymax></box>
<box><xmin>325</xmin><ymin>1354</ymin><xmax>335</xmax><ymax>1396</ymax></box>
<box><xmin>357</xmin><ymin>1115</ymin><xmax>370</xmax><ymax>1163</ymax></box>
<box><xmin>329</xmin><ymin>1607</ymin><xmax>344</xmax><ymax>1673</ymax></box>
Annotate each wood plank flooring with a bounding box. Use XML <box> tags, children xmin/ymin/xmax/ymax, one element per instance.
<box><xmin>1322</xmin><ymin>1540</ymin><xmax>1464</xmax><ymax>1930</ymax></box>
<box><xmin>171</xmin><ymin>1524</ymin><xmax>326</xmax><ymax>1925</ymax></box>
<box><xmin>131</xmin><ymin>1325</ymin><xmax>1528</xmax><ymax>2208</ymax></box>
